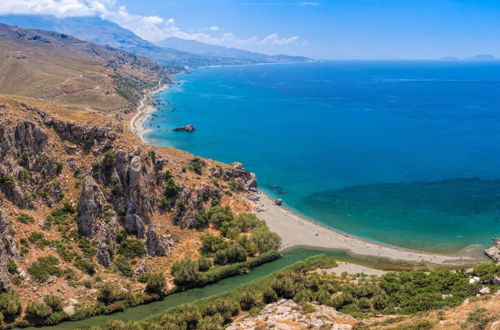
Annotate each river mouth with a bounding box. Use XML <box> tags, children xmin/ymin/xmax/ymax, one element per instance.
<box><xmin>25</xmin><ymin>247</ymin><xmax>479</xmax><ymax>330</ymax></box>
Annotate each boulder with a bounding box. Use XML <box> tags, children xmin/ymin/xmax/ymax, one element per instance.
<box><xmin>172</xmin><ymin>124</ymin><xmax>195</xmax><ymax>132</ymax></box>
<box><xmin>484</xmin><ymin>238</ymin><xmax>500</xmax><ymax>263</ymax></box>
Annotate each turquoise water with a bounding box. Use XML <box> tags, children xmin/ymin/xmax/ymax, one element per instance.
<box><xmin>145</xmin><ymin>61</ymin><xmax>500</xmax><ymax>253</ymax></box>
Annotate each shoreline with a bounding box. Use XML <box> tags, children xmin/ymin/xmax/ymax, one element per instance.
<box><xmin>129</xmin><ymin>76</ymin><xmax>487</xmax><ymax>268</ymax></box>
<box><xmin>252</xmin><ymin>190</ymin><xmax>485</xmax><ymax>266</ymax></box>
<box><xmin>130</xmin><ymin>81</ymin><xmax>169</xmax><ymax>142</ymax></box>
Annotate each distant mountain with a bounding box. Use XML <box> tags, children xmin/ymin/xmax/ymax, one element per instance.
<box><xmin>464</xmin><ymin>54</ymin><xmax>497</xmax><ymax>61</ymax></box>
<box><xmin>0</xmin><ymin>15</ymin><xmax>311</xmax><ymax>67</ymax></box>
<box><xmin>0</xmin><ymin>15</ymin><xmax>211</xmax><ymax>68</ymax></box>
<box><xmin>156</xmin><ymin>37</ymin><xmax>310</xmax><ymax>64</ymax></box>
<box><xmin>440</xmin><ymin>56</ymin><xmax>459</xmax><ymax>61</ymax></box>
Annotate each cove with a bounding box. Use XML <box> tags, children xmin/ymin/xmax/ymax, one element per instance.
<box><xmin>145</xmin><ymin>61</ymin><xmax>500</xmax><ymax>253</ymax></box>
<box><xmin>26</xmin><ymin>248</ymin><xmax>425</xmax><ymax>329</ymax></box>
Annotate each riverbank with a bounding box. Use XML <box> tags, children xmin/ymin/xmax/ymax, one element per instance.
<box><xmin>252</xmin><ymin>190</ymin><xmax>484</xmax><ymax>266</ymax></box>
<box><xmin>130</xmin><ymin>82</ymin><xmax>169</xmax><ymax>142</ymax></box>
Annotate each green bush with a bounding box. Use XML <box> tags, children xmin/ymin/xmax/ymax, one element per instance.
<box><xmin>145</xmin><ymin>273</ymin><xmax>166</xmax><ymax>294</ymax></box>
<box><xmin>200</xmin><ymin>234</ymin><xmax>228</xmax><ymax>255</ymax></box>
<box><xmin>6</xmin><ymin>260</ymin><xmax>17</xmax><ymax>274</ymax></box>
<box><xmin>28</xmin><ymin>256</ymin><xmax>63</xmax><ymax>282</ymax></box>
<box><xmin>18</xmin><ymin>213</ymin><xmax>35</xmax><ymax>224</ymax></box>
<box><xmin>118</xmin><ymin>239</ymin><xmax>146</xmax><ymax>258</ymax></box>
<box><xmin>44</xmin><ymin>295</ymin><xmax>63</xmax><ymax>312</ymax></box>
<box><xmin>0</xmin><ymin>291</ymin><xmax>22</xmax><ymax>323</ymax></box>
<box><xmin>251</xmin><ymin>227</ymin><xmax>282</xmax><ymax>253</ymax></box>
<box><xmin>74</xmin><ymin>258</ymin><xmax>96</xmax><ymax>276</ymax></box>
<box><xmin>198</xmin><ymin>257</ymin><xmax>212</xmax><ymax>272</ymax></box>
<box><xmin>164</xmin><ymin>179</ymin><xmax>180</xmax><ymax>198</ymax></box>
<box><xmin>25</xmin><ymin>302</ymin><xmax>52</xmax><ymax>324</ymax></box>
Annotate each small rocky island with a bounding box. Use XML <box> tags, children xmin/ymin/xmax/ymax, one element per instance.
<box><xmin>173</xmin><ymin>124</ymin><xmax>195</xmax><ymax>132</ymax></box>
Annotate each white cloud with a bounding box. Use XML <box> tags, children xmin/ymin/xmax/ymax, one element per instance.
<box><xmin>0</xmin><ymin>0</ymin><xmax>307</xmax><ymax>50</ymax></box>
<box><xmin>259</xmin><ymin>33</ymin><xmax>300</xmax><ymax>45</ymax></box>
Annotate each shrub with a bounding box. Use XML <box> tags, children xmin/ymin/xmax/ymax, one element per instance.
<box><xmin>214</xmin><ymin>245</ymin><xmax>247</xmax><ymax>265</ymax></box>
<box><xmin>0</xmin><ymin>291</ymin><xmax>22</xmax><ymax>323</ymax></box>
<box><xmin>74</xmin><ymin>258</ymin><xmax>96</xmax><ymax>276</ymax></box>
<box><xmin>56</xmin><ymin>161</ymin><xmax>64</xmax><ymax>174</ymax></box>
<box><xmin>198</xmin><ymin>257</ymin><xmax>212</xmax><ymax>272</ymax></box>
<box><xmin>251</xmin><ymin>227</ymin><xmax>282</xmax><ymax>253</ymax></box>
<box><xmin>200</xmin><ymin>234</ymin><xmax>228</xmax><ymax>255</ymax></box>
<box><xmin>44</xmin><ymin>295</ymin><xmax>63</xmax><ymax>312</ymax></box>
<box><xmin>171</xmin><ymin>259</ymin><xmax>206</xmax><ymax>288</ymax></box>
<box><xmin>25</xmin><ymin>302</ymin><xmax>52</xmax><ymax>324</ymax></box>
<box><xmin>164</xmin><ymin>179</ymin><xmax>180</xmax><ymax>198</ymax></box>
<box><xmin>239</xmin><ymin>291</ymin><xmax>256</xmax><ymax>311</ymax></box>
<box><xmin>28</xmin><ymin>256</ymin><xmax>63</xmax><ymax>282</ymax></box>
<box><xmin>6</xmin><ymin>261</ymin><xmax>17</xmax><ymax>274</ymax></box>
<box><xmin>118</xmin><ymin>239</ymin><xmax>146</xmax><ymax>258</ymax></box>
<box><xmin>263</xmin><ymin>288</ymin><xmax>278</xmax><ymax>303</ymax></box>
<box><xmin>235</xmin><ymin>213</ymin><xmax>264</xmax><ymax>232</ymax></box>
<box><xmin>18</xmin><ymin>213</ymin><xmax>35</xmax><ymax>224</ymax></box>
<box><xmin>465</xmin><ymin>308</ymin><xmax>493</xmax><ymax>330</ymax></box>
<box><xmin>145</xmin><ymin>273</ymin><xmax>166</xmax><ymax>294</ymax></box>
<box><xmin>114</xmin><ymin>256</ymin><xmax>133</xmax><ymax>277</ymax></box>
<box><xmin>191</xmin><ymin>157</ymin><xmax>206</xmax><ymax>175</ymax></box>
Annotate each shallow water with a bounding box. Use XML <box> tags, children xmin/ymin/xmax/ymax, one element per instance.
<box><xmin>146</xmin><ymin>61</ymin><xmax>500</xmax><ymax>252</ymax></box>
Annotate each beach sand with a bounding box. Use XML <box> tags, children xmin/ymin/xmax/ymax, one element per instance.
<box><xmin>252</xmin><ymin>190</ymin><xmax>483</xmax><ymax>266</ymax></box>
<box><xmin>130</xmin><ymin>83</ymin><xmax>168</xmax><ymax>142</ymax></box>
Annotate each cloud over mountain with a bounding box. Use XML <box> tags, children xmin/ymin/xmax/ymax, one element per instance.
<box><xmin>0</xmin><ymin>0</ymin><xmax>305</xmax><ymax>50</ymax></box>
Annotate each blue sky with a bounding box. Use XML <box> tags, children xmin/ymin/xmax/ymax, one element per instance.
<box><xmin>1</xmin><ymin>0</ymin><xmax>500</xmax><ymax>59</ymax></box>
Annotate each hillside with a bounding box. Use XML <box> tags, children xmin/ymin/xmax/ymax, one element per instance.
<box><xmin>0</xmin><ymin>23</ymin><xmax>169</xmax><ymax>111</ymax></box>
<box><xmin>156</xmin><ymin>37</ymin><xmax>311</xmax><ymax>64</ymax></box>
<box><xmin>0</xmin><ymin>15</ymin><xmax>311</xmax><ymax>67</ymax></box>
<box><xmin>0</xmin><ymin>23</ymin><xmax>280</xmax><ymax>328</ymax></box>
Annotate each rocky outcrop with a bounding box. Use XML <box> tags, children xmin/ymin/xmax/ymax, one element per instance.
<box><xmin>221</xmin><ymin>162</ymin><xmax>257</xmax><ymax>192</ymax></box>
<box><xmin>23</xmin><ymin>103</ymin><xmax>116</xmax><ymax>152</ymax></box>
<box><xmin>145</xmin><ymin>226</ymin><xmax>178</xmax><ymax>257</ymax></box>
<box><xmin>77</xmin><ymin>176</ymin><xmax>106</xmax><ymax>237</ymax></box>
<box><xmin>485</xmin><ymin>238</ymin><xmax>500</xmax><ymax>263</ymax></box>
<box><xmin>0</xmin><ymin>120</ymin><xmax>62</xmax><ymax>208</ymax></box>
<box><xmin>95</xmin><ymin>215</ymin><xmax>118</xmax><ymax>267</ymax></box>
<box><xmin>227</xmin><ymin>299</ymin><xmax>357</xmax><ymax>330</ymax></box>
<box><xmin>0</xmin><ymin>210</ymin><xmax>19</xmax><ymax>292</ymax></box>
<box><xmin>173</xmin><ymin>183</ymin><xmax>221</xmax><ymax>229</ymax></box>
<box><xmin>172</xmin><ymin>124</ymin><xmax>195</xmax><ymax>132</ymax></box>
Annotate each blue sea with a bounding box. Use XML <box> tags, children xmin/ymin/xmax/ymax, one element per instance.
<box><xmin>145</xmin><ymin>61</ymin><xmax>500</xmax><ymax>253</ymax></box>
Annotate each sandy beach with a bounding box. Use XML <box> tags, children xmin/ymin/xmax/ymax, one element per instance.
<box><xmin>252</xmin><ymin>190</ymin><xmax>484</xmax><ymax>266</ymax></box>
<box><xmin>130</xmin><ymin>82</ymin><xmax>169</xmax><ymax>142</ymax></box>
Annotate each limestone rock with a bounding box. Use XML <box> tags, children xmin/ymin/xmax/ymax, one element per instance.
<box><xmin>146</xmin><ymin>226</ymin><xmax>177</xmax><ymax>257</ymax></box>
<box><xmin>172</xmin><ymin>124</ymin><xmax>195</xmax><ymax>132</ymax></box>
<box><xmin>77</xmin><ymin>176</ymin><xmax>106</xmax><ymax>237</ymax></box>
<box><xmin>227</xmin><ymin>299</ymin><xmax>357</xmax><ymax>330</ymax></box>
<box><xmin>0</xmin><ymin>209</ymin><xmax>19</xmax><ymax>292</ymax></box>
<box><xmin>484</xmin><ymin>238</ymin><xmax>500</xmax><ymax>263</ymax></box>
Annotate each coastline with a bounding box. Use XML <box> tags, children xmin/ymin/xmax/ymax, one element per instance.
<box><xmin>252</xmin><ymin>190</ymin><xmax>484</xmax><ymax>266</ymax></box>
<box><xmin>130</xmin><ymin>76</ymin><xmax>486</xmax><ymax>268</ymax></box>
<box><xmin>130</xmin><ymin>81</ymin><xmax>169</xmax><ymax>142</ymax></box>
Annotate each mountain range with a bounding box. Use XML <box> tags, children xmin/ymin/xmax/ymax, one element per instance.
<box><xmin>0</xmin><ymin>15</ymin><xmax>310</xmax><ymax>67</ymax></box>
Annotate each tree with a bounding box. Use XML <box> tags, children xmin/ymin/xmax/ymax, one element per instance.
<box><xmin>145</xmin><ymin>273</ymin><xmax>166</xmax><ymax>294</ymax></box>
<box><xmin>43</xmin><ymin>295</ymin><xmax>63</xmax><ymax>312</ymax></box>
<box><xmin>251</xmin><ymin>227</ymin><xmax>282</xmax><ymax>253</ymax></box>
<box><xmin>25</xmin><ymin>302</ymin><xmax>52</xmax><ymax>324</ymax></box>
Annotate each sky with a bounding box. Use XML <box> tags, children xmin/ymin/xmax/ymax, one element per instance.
<box><xmin>1</xmin><ymin>0</ymin><xmax>500</xmax><ymax>59</ymax></box>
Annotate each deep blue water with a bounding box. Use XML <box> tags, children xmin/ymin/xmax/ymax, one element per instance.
<box><xmin>145</xmin><ymin>61</ymin><xmax>500</xmax><ymax>253</ymax></box>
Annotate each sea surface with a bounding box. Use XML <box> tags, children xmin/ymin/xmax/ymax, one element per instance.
<box><xmin>145</xmin><ymin>61</ymin><xmax>500</xmax><ymax>253</ymax></box>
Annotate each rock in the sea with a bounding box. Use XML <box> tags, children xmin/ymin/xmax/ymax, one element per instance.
<box><xmin>274</xmin><ymin>199</ymin><xmax>283</xmax><ymax>206</ymax></box>
<box><xmin>484</xmin><ymin>238</ymin><xmax>500</xmax><ymax>263</ymax></box>
<box><xmin>172</xmin><ymin>124</ymin><xmax>195</xmax><ymax>132</ymax></box>
<box><xmin>227</xmin><ymin>299</ymin><xmax>357</xmax><ymax>330</ymax></box>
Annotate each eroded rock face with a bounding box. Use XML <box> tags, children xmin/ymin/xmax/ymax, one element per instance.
<box><xmin>485</xmin><ymin>238</ymin><xmax>500</xmax><ymax>263</ymax></box>
<box><xmin>0</xmin><ymin>209</ymin><xmax>19</xmax><ymax>292</ymax></box>
<box><xmin>77</xmin><ymin>176</ymin><xmax>106</xmax><ymax>238</ymax></box>
<box><xmin>221</xmin><ymin>162</ymin><xmax>257</xmax><ymax>192</ymax></box>
<box><xmin>145</xmin><ymin>225</ymin><xmax>178</xmax><ymax>257</ymax></box>
<box><xmin>227</xmin><ymin>299</ymin><xmax>357</xmax><ymax>330</ymax></box>
<box><xmin>172</xmin><ymin>183</ymin><xmax>221</xmax><ymax>229</ymax></box>
<box><xmin>0</xmin><ymin>120</ymin><xmax>62</xmax><ymax>208</ymax></box>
